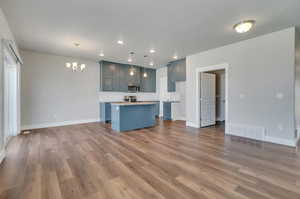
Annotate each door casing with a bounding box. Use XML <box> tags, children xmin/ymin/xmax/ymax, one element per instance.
<box><xmin>195</xmin><ymin>63</ymin><xmax>229</xmax><ymax>134</ymax></box>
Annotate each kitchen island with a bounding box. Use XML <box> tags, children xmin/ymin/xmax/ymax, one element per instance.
<box><xmin>111</xmin><ymin>102</ymin><xmax>157</xmax><ymax>132</ymax></box>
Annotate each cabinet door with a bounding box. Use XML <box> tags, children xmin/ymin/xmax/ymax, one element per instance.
<box><xmin>127</xmin><ymin>66</ymin><xmax>140</xmax><ymax>86</ymax></box>
<box><xmin>176</xmin><ymin>59</ymin><xmax>186</xmax><ymax>81</ymax></box>
<box><xmin>140</xmin><ymin>68</ymin><xmax>147</xmax><ymax>92</ymax></box>
<box><xmin>102</xmin><ymin>78</ymin><xmax>113</xmax><ymax>91</ymax></box>
<box><xmin>134</xmin><ymin>66</ymin><xmax>141</xmax><ymax>85</ymax></box>
<box><xmin>112</xmin><ymin>64</ymin><xmax>120</xmax><ymax>91</ymax></box>
<box><xmin>167</xmin><ymin>65</ymin><xmax>176</xmax><ymax>92</ymax></box>
<box><xmin>149</xmin><ymin>69</ymin><xmax>156</xmax><ymax>92</ymax></box>
<box><xmin>118</xmin><ymin>64</ymin><xmax>128</xmax><ymax>92</ymax></box>
<box><xmin>102</xmin><ymin>61</ymin><xmax>113</xmax><ymax>77</ymax></box>
<box><xmin>140</xmin><ymin>68</ymin><xmax>156</xmax><ymax>92</ymax></box>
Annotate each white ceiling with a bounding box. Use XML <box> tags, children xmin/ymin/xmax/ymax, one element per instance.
<box><xmin>1</xmin><ymin>0</ymin><xmax>300</xmax><ymax>68</ymax></box>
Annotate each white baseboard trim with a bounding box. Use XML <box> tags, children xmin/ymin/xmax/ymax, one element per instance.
<box><xmin>227</xmin><ymin>131</ymin><xmax>296</xmax><ymax>147</ymax></box>
<box><xmin>186</xmin><ymin>121</ymin><xmax>200</xmax><ymax>128</ymax></box>
<box><xmin>264</xmin><ymin>136</ymin><xmax>296</xmax><ymax>147</ymax></box>
<box><xmin>21</xmin><ymin>118</ymin><xmax>100</xmax><ymax>130</ymax></box>
<box><xmin>0</xmin><ymin>149</ymin><xmax>5</xmax><ymax>165</ymax></box>
<box><xmin>172</xmin><ymin>117</ymin><xmax>186</xmax><ymax>121</ymax></box>
<box><xmin>296</xmin><ymin>127</ymin><xmax>300</xmax><ymax>146</ymax></box>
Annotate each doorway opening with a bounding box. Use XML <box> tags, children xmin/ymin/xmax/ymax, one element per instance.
<box><xmin>196</xmin><ymin>63</ymin><xmax>228</xmax><ymax>134</ymax></box>
<box><xmin>3</xmin><ymin>47</ymin><xmax>19</xmax><ymax>146</ymax></box>
<box><xmin>200</xmin><ymin>69</ymin><xmax>225</xmax><ymax>127</ymax></box>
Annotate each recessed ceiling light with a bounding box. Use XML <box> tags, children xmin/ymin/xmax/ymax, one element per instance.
<box><xmin>149</xmin><ymin>49</ymin><xmax>156</xmax><ymax>53</ymax></box>
<box><xmin>117</xmin><ymin>40</ymin><xmax>124</xmax><ymax>45</ymax></box>
<box><xmin>149</xmin><ymin>62</ymin><xmax>154</xmax><ymax>66</ymax></box>
<box><xmin>234</xmin><ymin>20</ymin><xmax>255</xmax><ymax>33</ymax></box>
<box><xmin>128</xmin><ymin>58</ymin><xmax>132</xmax><ymax>62</ymax></box>
<box><xmin>173</xmin><ymin>55</ymin><xmax>178</xmax><ymax>59</ymax></box>
<box><xmin>99</xmin><ymin>53</ymin><xmax>104</xmax><ymax>57</ymax></box>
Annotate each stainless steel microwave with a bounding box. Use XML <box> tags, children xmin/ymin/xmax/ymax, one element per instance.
<box><xmin>128</xmin><ymin>85</ymin><xmax>140</xmax><ymax>92</ymax></box>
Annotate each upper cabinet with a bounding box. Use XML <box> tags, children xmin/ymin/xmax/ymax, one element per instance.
<box><xmin>128</xmin><ymin>66</ymin><xmax>140</xmax><ymax>86</ymax></box>
<box><xmin>167</xmin><ymin>58</ymin><xmax>186</xmax><ymax>92</ymax></box>
<box><xmin>100</xmin><ymin>61</ymin><xmax>118</xmax><ymax>91</ymax></box>
<box><xmin>140</xmin><ymin>68</ymin><xmax>156</xmax><ymax>92</ymax></box>
<box><xmin>100</xmin><ymin>60</ymin><xmax>156</xmax><ymax>92</ymax></box>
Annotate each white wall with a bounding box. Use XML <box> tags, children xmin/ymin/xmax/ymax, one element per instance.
<box><xmin>0</xmin><ymin>8</ymin><xmax>21</xmax><ymax>162</ymax></box>
<box><xmin>186</xmin><ymin>28</ymin><xmax>296</xmax><ymax>145</ymax></box>
<box><xmin>20</xmin><ymin>50</ymin><xmax>100</xmax><ymax>129</ymax></box>
<box><xmin>295</xmin><ymin>29</ymin><xmax>300</xmax><ymax>130</ymax></box>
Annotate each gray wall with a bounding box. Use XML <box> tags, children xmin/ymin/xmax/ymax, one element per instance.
<box><xmin>186</xmin><ymin>27</ymin><xmax>296</xmax><ymax>141</ymax></box>
<box><xmin>20</xmin><ymin>50</ymin><xmax>99</xmax><ymax>129</ymax></box>
<box><xmin>0</xmin><ymin>8</ymin><xmax>20</xmax><ymax>155</ymax></box>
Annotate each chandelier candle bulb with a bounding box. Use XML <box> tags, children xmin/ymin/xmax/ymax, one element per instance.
<box><xmin>65</xmin><ymin>62</ymin><xmax>86</xmax><ymax>72</ymax></box>
<box><xmin>80</xmin><ymin>64</ymin><xmax>86</xmax><ymax>71</ymax></box>
<box><xmin>66</xmin><ymin>63</ymin><xmax>71</xmax><ymax>68</ymax></box>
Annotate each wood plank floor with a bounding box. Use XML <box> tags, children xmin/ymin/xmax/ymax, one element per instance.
<box><xmin>1</xmin><ymin>120</ymin><xmax>300</xmax><ymax>199</ymax></box>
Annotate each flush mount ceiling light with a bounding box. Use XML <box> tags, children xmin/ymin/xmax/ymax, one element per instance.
<box><xmin>74</xmin><ymin>42</ymin><xmax>80</xmax><ymax>47</ymax></box>
<box><xmin>234</xmin><ymin>20</ymin><xmax>255</xmax><ymax>33</ymax></box>
<box><xmin>99</xmin><ymin>53</ymin><xmax>104</xmax><ymax>57</ymax></box>
<box><xmin>65</xmin><ymin>62</ymin><xmax>86</xmax><ymax>72</ymax></box>
<box><xmin>117</xmin><ymin>40</ymin><xmax>124</xmax><ymax>45</ymax></box>
<box><xmin>149</xmin><ymin>49</ymin><xmax>156</xmax><ymax>53</ymax></box>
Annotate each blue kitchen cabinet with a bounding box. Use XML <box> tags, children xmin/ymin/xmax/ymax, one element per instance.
<box><xmin>167</xmin><ymin>64</ymin><xmax>176</xmax><ymax>92</ymax></box>
<box><xmin>167</xmin><ymin>58</ymin><xmax>186</xmax><ymax>92</ymax></box>
<box><xmin>127</xmin><ymin>66</ymin><xmax>140</xmax><ymax>86</ymax></box>
<box><xmin>100</xmin><ymin>102</ymin><xmax>111</xmax><ymax>122</ymax></box>
<box><xmin>102</xmin><ymin>78</ymin><xmax>113</xmax><ymax>91</ymax></box>
<box><xmin>149</xmin><ymin>69</ymin><xmax>156</xmax><ymax>92</ymax></box>
<box><xmin>140</xmin><ymin>68</ymin><xmax>156</xmax><ymax>92</ymax></box>
<box><xmin>100</xmin><ymin>61</ymin><xmax>119</xmax><ymax>91</ymax></box>
<box><xmin>163</xmin><ymin>102</ymin><xmax>172</xmax><ymax>120</ymax></box>
<box><xmin>118</xmin><ymin>64</ymin><xmax>129</xmax><ymax>92</ymax></box>
<box><xmin>100</xmin><ymin>60</ymin><xmax>156</xmax><ymax>92</ymax></box>
<box><xmin>111</xmin><ymin>103</ymin><xmax>156</xmax><ymax>132</ymax></box>
<box><xmin>154</xmin><ymin>101</ymin><xmax>160</xmax><ymax>117</ymax></box>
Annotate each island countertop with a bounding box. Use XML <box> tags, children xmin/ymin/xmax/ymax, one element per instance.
<box><xmin>111</xmin><ymin>102</ymin><xmax>157</xmax><ymax>106</ymax></box>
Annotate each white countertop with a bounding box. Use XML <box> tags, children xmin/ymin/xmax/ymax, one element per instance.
<box><xmin>111</xmin><ymin>102</ymin><xmax>157</xmax><ymax>106</ymax></box>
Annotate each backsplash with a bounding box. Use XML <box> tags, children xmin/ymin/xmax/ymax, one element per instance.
<box><xmin>99</xmin><ymin>92</ymin><xmax>159</xmax><ymax>102</ymax></box>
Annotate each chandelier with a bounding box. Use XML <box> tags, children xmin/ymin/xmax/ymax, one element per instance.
<box><xmin>65</xmin><ymin>62</ymin><xmax>86</xmax><ymax>72</ymax></box>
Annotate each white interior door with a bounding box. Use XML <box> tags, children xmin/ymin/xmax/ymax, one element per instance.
<box><xmin>200</xmin><ymin>73</ymin><xmax>216</xmax><ymax>127</ymax></box>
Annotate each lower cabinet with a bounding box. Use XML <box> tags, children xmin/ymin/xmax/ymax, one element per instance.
<box><xmin>154</xmin><ymin>101</ymin><xmax>160</xmax><ymax>117</ymax></box>
<box><xmin>100</xmin><ymin>102</ymin><xmax>111</xmax><ymax>122</ymax></box>
<box><xmin>163</xmin><ymin>102</ymin><xmax>172</xmax><ymax>120</ymax></box>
